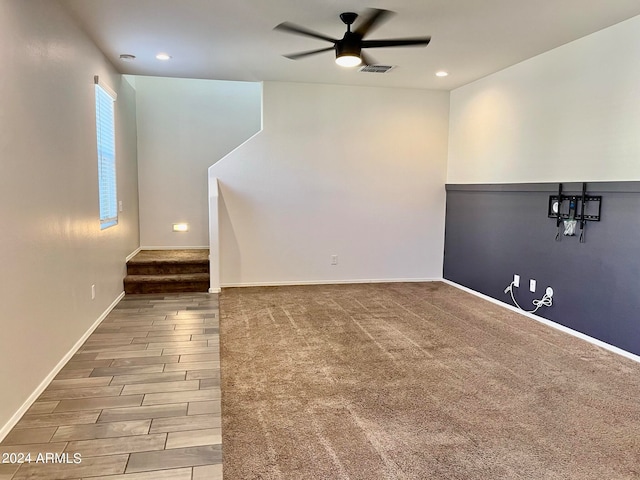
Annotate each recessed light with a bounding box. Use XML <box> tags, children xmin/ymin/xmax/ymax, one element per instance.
<box><xmin>119</xmin><ymin>54</ymin><xmax>136</xmax><ymax>61</ymax></box>
<box><xmin>435</xmin><ymin>71</ymin><xmax>449</xmax><ymax>77</ymax></box>
<box><xmin>172</xmin><ymin>223</ymin><xmax>189</xmax><ymax>232</ymax></box>
<box><xmin>156</xmin><ymin>53</ymin><xmax>172</xmax><ymax>61</ymax></box>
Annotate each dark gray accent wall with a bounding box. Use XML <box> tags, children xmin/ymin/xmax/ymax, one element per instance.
<box><xmin>444</xmin><ymin>182</ymin><xmax>640</xmax><ymax>356</ymax></box>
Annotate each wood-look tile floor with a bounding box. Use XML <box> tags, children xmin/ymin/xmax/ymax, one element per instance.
<box><xmin>0</xmin><ymin>293</ymin><xmax>222</xmax><ymax>480</ymax></box>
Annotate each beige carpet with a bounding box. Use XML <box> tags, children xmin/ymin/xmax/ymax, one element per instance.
<box><xmin>220</xmin><ymin>282</ymin><xmax>640</xmax><ymax>479</ymax></box>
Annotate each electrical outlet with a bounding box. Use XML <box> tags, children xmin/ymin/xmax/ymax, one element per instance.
<box><xmin>331</xmin><ymin>255</ymin><xmax>338</xmax><ymax>265</ymax></box>
<box><xmin>513</xmin><ymin>274</ymin><xmax>520</xmax><ymax>288</ymax></box>
<box><xmin>118</xmin><ymin>200</ymin><xmax>123</xmax><ymax>212</ymax></box>
<box><xmin>91</xmin><ymin>284</ymin><xmax>96</xmax><ymax>300</ymax></box>
<box><xmin>529</xmin><ymin>279</ymin><xmax>536</xmax><ymax>292</ymax></box>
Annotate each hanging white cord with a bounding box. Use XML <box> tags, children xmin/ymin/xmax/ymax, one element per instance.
<box><xmin>504</xmin><ymin>282</ymin><xmax>553</xmax><ymax>314</ymax></box>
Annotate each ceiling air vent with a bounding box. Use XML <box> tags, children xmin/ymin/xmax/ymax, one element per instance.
<box><xmin>359</xmin><ymin>65</ymin><xmax>395</xmax><ymax>73</ymax></box>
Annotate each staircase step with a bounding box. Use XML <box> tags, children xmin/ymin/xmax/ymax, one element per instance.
<box><xmin>124</xmin><ymin>273</ymin><xmax>210</xmax><ymax>295</ymax></box>
<box><xmin>127</xmin><ymin>249</ymin><xmax>209</xmax><ymax>275</ymax></box>
<box><xmin>127</xmin><ymin>263</ymin><xmax>208</xmax><ymax>275</ymax></box>
<box><xmin>125</xmin><ymin>249</ymin><xmax>211</xmax><ymax>294</ymax></box>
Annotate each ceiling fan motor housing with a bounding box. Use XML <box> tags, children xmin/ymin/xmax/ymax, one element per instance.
<box><xmin>336</xmin><ymin>32</ymin><xmax>362</xmax><ymax>57</ymax></box>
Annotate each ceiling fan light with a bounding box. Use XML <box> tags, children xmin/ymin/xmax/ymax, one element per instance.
<box><xmin>335</xmin><ymin>54</ymin><xmax>361</xmax><ymax>67</ymax></box>
<box><xmin>335</xmin><ymin>41</ymin><xmax>362</xmax><ymax>67</ymax></box>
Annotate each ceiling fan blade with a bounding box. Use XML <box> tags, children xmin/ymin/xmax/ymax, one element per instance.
<box><xmin>274</xmin><ymin>22</ymin><xmax>337</xmax><ymax>43</ymax></box>
<box><xmin>353</xmin><ymin>8</ymin><xmax>394</xmax><ymax>38</ymax></box>
<box><xmin>283</xmin><ymin>46</ymin><xmax>335</xmax><ymax>60</ymax></box>
<box><xmin>362</xmin><ymin>37</ymin><xmax>431</xmax><ymax>48</ymax></box>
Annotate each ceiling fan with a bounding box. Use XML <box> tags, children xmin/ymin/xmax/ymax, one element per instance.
<box><xmin>275</xmin><ymin>8</ymin><xmax>431</xmax><ymax>68</ymax></box>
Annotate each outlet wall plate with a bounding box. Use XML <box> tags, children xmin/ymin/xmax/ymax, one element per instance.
<box><xmin>529</xmin><ymin>279</ymin><xmax>536</xmax><ymax>292</ymax></box>
<box><xmin>513</xmin><ymin>274</ymin><xmax>520</xmax><ymax>287</ymax></box>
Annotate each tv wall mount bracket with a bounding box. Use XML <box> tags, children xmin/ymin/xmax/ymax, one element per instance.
<box><xmin>548</xmin><ymin>182</ymin><xmax>601</xmax><ymax>243</ymax></box>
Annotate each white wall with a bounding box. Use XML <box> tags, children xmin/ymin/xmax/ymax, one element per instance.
<box><xmin>448</xmin><ymin>15</ymin><xmax>640</xmax><ymax>184</ymax></box>
<box><xmin>210</xmin><ymin>81</ymin><xmax>449</xmax><ymax>286</ymax></box>
<box><xmin>134</xmin><ymin>76</ymin><xmax>261</xmax><ymax>248</ymax></box>
<box><xmin>0</xmin><ymin>0</ymin><xmax>139</xmax><ymax>436</ymax></box>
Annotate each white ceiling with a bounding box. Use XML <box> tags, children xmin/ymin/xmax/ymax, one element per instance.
<box><xmin>60</xmin><ymin>0</ymin><xmax>640</xmax><ymax>90</ymax></box>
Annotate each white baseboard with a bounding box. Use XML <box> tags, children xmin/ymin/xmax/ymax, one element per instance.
<box><xmin>221</xmin><ymin>278</ymin><xmax>440</xmax><ymax>288</ymax></box>
<box><xmin>126</xmin><ymin>247</ymin><xmax>141</xmax><ymax>262</ymax></box>
<box><xmin>442</xmin><ymin>279</ymin><xmax>640</xmax><ymax>364</ymax></box>
<box><xmin>139</xmin><ymin>246</ymin><xmax>209</xmax><ymax>250</ymax></box>
<box><xmin>0</xmin><ymin>291</ymin><xmax>125</xmax><ymax>443</ymax></box>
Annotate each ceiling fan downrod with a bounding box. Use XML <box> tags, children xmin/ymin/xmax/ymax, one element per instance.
<box><xmin>339</xmin><ymin>12</ymin><xmax>358</xmax><ymax>32</ymax></box>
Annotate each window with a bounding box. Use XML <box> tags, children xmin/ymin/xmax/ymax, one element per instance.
<box><xmin>94</xmin><ymin>76</ymin><xmax>118</xmax><ymax>229</ymax></box>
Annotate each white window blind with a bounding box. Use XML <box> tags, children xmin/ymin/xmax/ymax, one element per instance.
<box><xmin>94</xmin><ymin>77</ymin><xmax>118</xmax><ymax>229</ymax></box>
